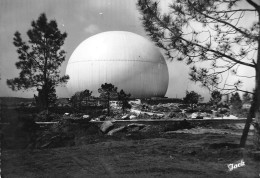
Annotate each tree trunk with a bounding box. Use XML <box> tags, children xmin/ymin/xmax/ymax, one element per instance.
<box><xmin>107</xmin><ymin>94</ymin><xmax>110</xmax><ymax>116</ymax></box>
<box><xmin>44</xmin><ymin>87</ymin><xmax>49</xmax><ymax>114</ymax></box>
<box><xmin>240</xmin><ymin>98</ymin><xmax>255</xmax><ymax>147</ymax></box>
<box><xmin>254</xmin><ymin>63</ymin><xmax>260</xmax><ymax>149</ymax></box>
<box><xmin>252</xmin><ymin>25</ymin><xmax>260</xmax><ymax>149</ymax></box>
<box><xmin>240</xmin><ymin>16</ymin><xmax>260</xmax><ymax>148</ymax></box>
<box><xmin>43</xmin><ymin>37</ymin><xmax>49</xmax><ymax>114</ymax></box>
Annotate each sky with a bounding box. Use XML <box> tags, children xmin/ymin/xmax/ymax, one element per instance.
<box><xmin>0</xmin><ymin>0</ymin><xmax>257</xmax><ymax>100</ymax></box>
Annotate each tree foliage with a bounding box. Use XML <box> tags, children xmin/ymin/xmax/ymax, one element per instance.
<box><xmin>209</xmin><ymin>90</ymin><xmax>222</xmax><ymax>105</ymax></box>
<box><xmin>230</xmin><ymin>92</ymin><xmax>242</xmax><ymax>111</ymax></box>
<box><xmin>137</xmin><ymin>0</ymin><xmax>258</xmax><ymax>91</ymax></box>
<box><xmin>98</xmin><ymin>83</ymin><xmax>118</xmax><ymax>115</ymax></box>
<box><xmin>183</xmin><ymin>90</ymin><xmax>203</xmax><ymax>105</ymax></box>
<box><xmin>242</xmin><ymin>92</ymin><xmax>252</xmax><ymax>103</ymax></box>
<box><xmin>69</xmin><ymin>89</ymin><xmax>92</xmax><ymax>111</ymax></box>
<box><xmin>81</xmin><ymin>89</ymin><xmax>93</xmax><ymax>107</ymax></box>
<box><xmin>69</xmin><ymin>92</ymin><xmax>81</xmax><ymax>110</ymax></box>
<box><xmin>6</xmin><ymin>13</ymin><xmax>69</xmax><ymax>110</ymax></box>
<box><xmin>118</xmin><ymin>89</ymin><xmax>132</xmax><ymax>113</ymax></box>
<box><xmin>137</xmin><ymin>0</ymin><xmax>260</xmax><ymax>148</ymax></box>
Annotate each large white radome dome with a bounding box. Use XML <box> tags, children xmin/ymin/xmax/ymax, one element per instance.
<box><xmin>66</xmin><ymin>31</ymin><xmax>169</xmax><ymax>98</ymax></box>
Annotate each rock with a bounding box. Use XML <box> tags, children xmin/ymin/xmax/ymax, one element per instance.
<box><xmin>91</xmin><ymin>118</ymin><xmax>100</xmax><ymax>121</ymax></box>
<box><xmin>107</xmin><ymin>126</ymin><xmax>127</xmax><ymax>136</ymax></box>
<box><xmin>64</xmin><ymin>113</ymin><xmax>70</xmax><ymax>116</ymax></box>
<box><xmin>191</xmin><ymin>113</ymin><xmax>198</xmax><ymax>119</ymax></box>
<box><xmin>130</xmin><ymin>109</ymin><xmax>141</xmax><ymax>116</ymax></box>
<box><xmin>223</xmin><ymin>115</ymin><xmax>238</xmax><ymax>119</ymax></box>
<box><xmin>129</xmin><ymin>115</ymin><xmax>137</xmax><ymax>120</ymax></box>
<box><xmin>122</xmin><ymin>114</ymin><xmax>130</xmax><ymax>120</ymax></box>
<box><xmin>127</xmin><ymin>123</ymin><xmax>145</xmax><ymax>132</ymax></box>
<box><xmin>157</xmin><ymin>113</ymin><xmax>164</xmax><ymax>117</ymax></box>
<box><xmin>83</xmin><ymin>115</ymin><xmax>90</xmax><ymax>119</ymax></box>
<box><xmin>127</xmin><ymin>123</ymin><xmax>145</xmax><ymax>128</ymax></box>
<box><xmin>99</xmin><ymin>115</ymin><xmax>106</xmax><ymax>121</ymax></box>
<box><xmin>100</xmin><ymin>121</ymin><xmax>114</xmax><ymax>133</ymax></box>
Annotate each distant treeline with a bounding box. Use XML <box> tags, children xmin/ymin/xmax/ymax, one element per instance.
<box><xmin>142</xmin><ymin>98</ymin><xmax>183</xmax><ymax>105</ymax></box>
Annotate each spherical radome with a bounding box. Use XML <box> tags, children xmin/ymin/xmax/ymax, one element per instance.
<box><xmin>65</xmin><ymin>31</ymin><xmax>169</xmax><ymax>98</ymax></box>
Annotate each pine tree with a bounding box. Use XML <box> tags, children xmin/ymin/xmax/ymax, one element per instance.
<box><xmin>137</xmin><ymin>0</ymin><xmax>260</xmax><ymax>148</ymax></box>
<box><xmin>7</xmin><ymin>13</ymin><xmax>69</xmax><ymax>111</ymax></box>
<box><xmin>81</xmin><ymin>89</ymin><xmax>93</xmax><ymax>108</ymax></box>
<box><xmin>183</xmin><ymin>91</ymin><xmax>203</xmax><ymax>104</ymax></box>
<box><xmin>69</xmin><ymin>89</ymin><xmax>92</xmax><ymax>111</ymax></box>
<box><xmin>98</xmin><ymin>83</ymin><xmax>118</xmax><ymax>115</ymax></box>
<box><xmin>242</xmin><ymin>92</ymin><xmax>252</xmax><ymax>104</ymax></box>
<box><xmin>209</xmin><ymin>90</ymin><xmax>222</xmax><ymax>106</ymax></box>
<box><xmin>230</xmin><ymin>92</ymin><xmax>242</xmax><ymax>112</ymax></box>
<box><xmin>118</xmin><ymin>89</ymin><xmax>131</xmax><ymax>113</ymax></box>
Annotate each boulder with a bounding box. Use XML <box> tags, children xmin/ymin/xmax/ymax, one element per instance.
<box><xmin>191</xmin><ymin>113</ymin><xmax>198</xmax><ymax>119</ymax></box>
<box><xmin>129</xmin><ymin>115</ymin><xmax>137</xmax><ymax>120</ymax></box>
<box><xmin>100</xmin><ymin>121</ymin><xmax>114</xmax><ymax>133</ymax></box>
<box><xmin>82</xmin><ymin>115</ymin><xmax>90</xmax><ymax>119</ymax></box>
<box><xmin>107</xmin><ymin>126</ymin><xmax>127</xmax><ymax>136</ymax></box>
<box><xmin>127</xmin><ymin>123</ymin><xmax>145</xmax><ymax>131</ymax></box>
<box><xmin>99</xmin><ymin>115</ymin><xmax>106</xmax><ymax>121</ymax></box>
<box><xmin>122</xmin><ymin>114</ymin><xmax>130</xmax><ymax>120</ymax></box>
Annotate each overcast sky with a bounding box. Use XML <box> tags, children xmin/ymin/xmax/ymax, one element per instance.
<box><xmin>0</xmin><ymin>0</ymin><xmax>257</xmax><ymax>100</ymax></box>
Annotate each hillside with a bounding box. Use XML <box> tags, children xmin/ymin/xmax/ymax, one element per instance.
<box><xmin>0</xmin><ymin>97</ymin><xmax>34</xmax><ymax>106</ymax></box>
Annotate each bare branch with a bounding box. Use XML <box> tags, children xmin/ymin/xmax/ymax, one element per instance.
<box><xmin>181</xmin><ymin>37</ymin><xmax>256</xmax><ymax>68</ymax></box>
<box><xmin>212</xmin><ymin>9</ymin><xmax>257</xmax><ymax>13</ymax></box>
<box><xmin>187</xmin><ymin>1</ymin><xmax>257</xmax><ymax>40</ymax></box>
<box><xmin>235</xmin><ymin>74</ymin><xmax>255</xmax><ymax>78</ymax></box>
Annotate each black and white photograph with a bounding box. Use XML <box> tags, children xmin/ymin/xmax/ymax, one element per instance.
<box><xmin>0</xmin><ymin>0</ymin><xmax>260</xmax><ymax>177</ymax></box>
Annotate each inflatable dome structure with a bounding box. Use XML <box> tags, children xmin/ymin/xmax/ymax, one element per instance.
<box><xmin>66</xmin><ymin>31</ymin><xmax>169</xmax><ymax>98</ymax></box>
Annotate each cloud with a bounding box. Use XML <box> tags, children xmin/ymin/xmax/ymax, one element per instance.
<box><xmin>84</xmin><ymin>24</ymin><xmax>100</xmax><ymax>35</ymax></box>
